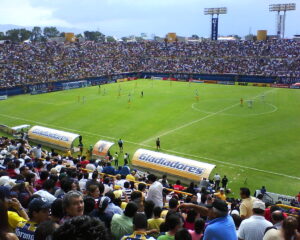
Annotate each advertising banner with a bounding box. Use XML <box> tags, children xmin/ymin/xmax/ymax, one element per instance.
<box><xmin>132</xmin><ymin>149</ymin><xmax>216</xmax><ymax>182</ymax></box>
<box><xmin>92</xmin><ymin>140</ymin><xmax>115</xmax><ymax>157</ymax></box>
<box><xmin>211</xmin><ymin>18</ymin><xmax>219</xmax><ymax>41</ymax></box>
<box><xmin>204</xmin><ymin>80</ymin><xmax>218</xmax><ymax>84</ymax></box>
<box><xmin>28</xmin><ymin>126</ymin><xmax>79</xmax><ymax>150</ymax></box>
<box><xmin>255</xmin><ymin>190</ymin><xmax>296</xmax><ymax>205</ymax></box>
<box><xmin>271</xmin><ymin>84</ymin><xmax>290</xmax><ymax>88</ymax></box>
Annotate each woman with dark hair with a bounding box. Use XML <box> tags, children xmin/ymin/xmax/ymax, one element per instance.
<box><xmin>144</xmin><ymin>200</ymin><xmax>155</xmax><ymax>219</ymax></box>
<box><xmin>186</xmin><ymin>182</ymin><xmax>196</xmax><ymax>195</ymax></box>
<box><xmin>53</xmin><ymin>215</ymin><xmax>109</xmax><ymax>240</ymax></box>
<box><xmin>183</xmin><ymin>209</ymin><xmax>198</xmax><ymax>230</ymax></box>
<box><xmin>264</xmin><ymin>216</ymin><xmax>300</xmax><ymax>240</ymax></box>
<box><xmin>188</xmin><ymin>218</ymin><xmax>205</xmax><ymax>240</ymax></box>
<box><xmin>0</xmin><ymin>199</ymin><xmax>19</xmax><ymax>240</ymax></box>
<box><xmin>175</xmin><ymin>228</ymin><xmax>192</xmax><ymax>240</ymax></box>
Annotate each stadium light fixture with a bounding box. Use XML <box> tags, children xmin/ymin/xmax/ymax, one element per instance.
<box><xmin>269</xmin><ymin>3</ymin><xmax>296</xmax><ymax>39</ymax></box>
<box><xmin>204</xmin><ymin>7</ymin><xmax>228</xmax><ymax>41</ymax></box>
<box><xmin>204</xmin><ymin>7</ymin><xmax>227</xmax><ymax>15</ymax></box>
<box><xmin>269</xmin><ymin>3</ymin><xmax>296</xmax><ymax>12</ymax></box>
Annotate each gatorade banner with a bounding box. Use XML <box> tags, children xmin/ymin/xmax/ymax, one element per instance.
<box><xmin>132</xmin><ymin>149</ymin><xmax>216</xmax><ymax>182</ymax></box>
<box><xmin>28</xmin><ymin>126</ymin><xmax>79</xmax><ymax>150</ymax></box>
<box><xmin>93</xmin><ymin>140</ymin><xmax>115</xmax><ymax>157</ymax></box>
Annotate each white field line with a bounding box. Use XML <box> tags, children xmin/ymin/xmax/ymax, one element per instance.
<box><xmin>140</xmin><ymin>88</ymin><xmax>277</xmax><ymax>145</ymax></box>
<box><xmin>1</xmin><ymin>106</ymin><xmax>300</xmax><ymax>180</ymax></box>
<box><xmin>160</xmin><ymin>148</ymin><xmax>300</xmax><ymax>180</ymax></box>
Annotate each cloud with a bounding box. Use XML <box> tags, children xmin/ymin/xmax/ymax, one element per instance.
<box><xmin>0</xmin><ymin>0</ymin><xmax>299</xmax><ymax>37</ymax></box>
<box><xmin>0</xmin><ymin>0</ymin><xmax>72</xmax><ymax>27</ymax></box>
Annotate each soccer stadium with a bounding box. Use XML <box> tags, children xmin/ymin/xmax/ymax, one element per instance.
<box><xmin>0</xmin><ymin>1</ymin><xmax>300</xmax><ymax>240</ymax></box>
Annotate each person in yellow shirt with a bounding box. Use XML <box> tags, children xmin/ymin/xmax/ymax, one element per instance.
<box><xmin>239</xmin><ymin>187</ymin><xmax>256</xmax><ymax>219</ymax></box>
<box><xmin>148</xmin><ymin>206</ymin><xmax>165</xmax><ymax>232</ymax></box>
<box><xmin>126</xmin><ymin>171</ymin><xmax>136</xmax><ymax>182</ymax></box>
<box><xmin>0</xmin><ymin>186</ymin><xmax>29</xmax><ymax>231</ymax></box>
<box><xmin>214</xmin><ymin>188</ymin><xmax>226</xmax><ymax>201</ymax></box>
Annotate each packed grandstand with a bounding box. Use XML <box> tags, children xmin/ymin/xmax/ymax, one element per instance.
<box><xmin>0</xmin><ymin>27</ymin><xmax>300</xmax><ymax>240</ymax></box>
<box><xmin>0</xmin><ymin>40</ymin><xmax>300</xmax><ymax>88</ymax></box>
<box><xmin>0</xmin><ymin>134</ymin><xmax>299</xmax><ymax>240</ymax></box>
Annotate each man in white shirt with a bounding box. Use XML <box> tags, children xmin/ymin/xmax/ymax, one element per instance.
<box><xmin>213</xmin><ymin>173</ymin><xmax>221</xmax><ymax>189</ymax></box>
<box><xmin>34</xmin><ymin>179</ymin><xmax>57</xmax><ymax>204</ymax></box>
<box><xmin>146</xmin><ymin>174</ymin><xmax>163</xmax><ymax>208</ymax></box>
<box><xmin>238</xmin><ymin>200</ymin><xmax>272</xmax><ymax>240</ymax></box>
<box><xmin>30</xmin><ymin>144</ymin><xmax>43</xmax><ymax>159</ymax></box>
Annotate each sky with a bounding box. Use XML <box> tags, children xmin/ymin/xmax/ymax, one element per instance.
<box><xmin>0</xmin><ymin>0</ymin><xmax>299</xmax><ymax>38</ymax></box>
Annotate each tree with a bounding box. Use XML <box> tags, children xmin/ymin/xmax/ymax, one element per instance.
<box><xmin>106</xmin><ymin>36</ymin><xmax>116</xmax><ymax>42</ymax></box>
<box><xmin>6</xmin><ymin>29</ymin><xmax>20</xmax><ymax>42</ymax></box>
<box><xmin>59</xmin><ymin>32</ymin><xmax>65</xmax><ymax>37</ymax></box>
<box><xmin>19</xmin><ymin>29</ymin><xmax>31</xmax><ymax>42</ymax></box>
<box><xmin>84</xmin><ymin>31</ymin><xmax>105</xmax><ymax>42</ymax></box>
<box><xmin>75</xmin><ymin>33</ymin><xmax>83</xmax><ymax>39</ymax></box>
<box><xmin>121</xmin><ymin>36</ymin><xmax>130</xmax><ymax>42</ymax></box>
<box><xmin>140</xmin><ymin>33</ymin><xmax>147</xmax><ymax>39</ymax></box>
<box><xmin>5</xmin><ymin>28</ymin><xmax>31</xmax><ymax>42</ymax></box>
<box><xmin>191</xmin><ymin>34</ymin><xmax>199</xmax><ymax>39</ymax></box>
<box><xmin>43</xmin><ymin>27</ymin><xmax>60</xmax><ymax>39</ymax></box>
<box><xmin>0</xmin><ymin>32</ymin><xmax>5</xmax><ymax>40</ymax></box>
<box><xmin>244</xmin><ymin>34</ymin><xmax>255</xmax><ymax>41</ymax></box>
<box><xmin>30</xmin><ymin>26</ymin><xmax>42</xmax><ymax>42</ymax></box>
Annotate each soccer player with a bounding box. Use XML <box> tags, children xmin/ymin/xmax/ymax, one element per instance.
<box><xmin>240</xmin><ymin>98</ymin><xmax>244</xmax><ymax>106</ymax></box>
<box><xmin>195</xmin><ymin>89</ymin><xmax>199</xmax><ymax>101</ymax></box>
<box><xmin>124</xmin><ymin>152</ymin><xmax>129</xmax><ymax>163</ymax></box>
<box><xmin>156</xmin><ymin>138</ymin><xmax>160</xmax><ymax>150</ymax></box>
<box><xmin>128</xmin><ymin>92</ymin><xmax>131</xmax><ymax>104</ymax></box>
<box><xmin>141</xmin><ymin>91</ymin><xmax>144</xmax><ymax>97</ymax></box>
<box><xmin>247</xmin><ymin>100</ymin><xmax>253</xmax><ymax>108</ymax></box>
<box><xmin>114</xmin><ymin>152</ymin><xmax>119</xmax><ymax>167</ymax></box>
<box><xmin>118</xmin><ymin>139</ymin><xmax>123</xmax><ymax>152</ymax></box>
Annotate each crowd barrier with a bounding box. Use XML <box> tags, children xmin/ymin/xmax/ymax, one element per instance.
<box><xmin>79</xmin><ymin>167</ymin><xmax>193</xmax><ymax>196</ymax></box>
<box><xmin>276</xmin><ymin>204</ymin><xmax>300</xmax><ymax>217</ymax></box>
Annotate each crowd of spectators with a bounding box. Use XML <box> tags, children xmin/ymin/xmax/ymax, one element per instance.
<box><xmin>0</xmin><ymin>135</ymin><xmax>300</xmax><ymax>240</ymax></box>
<box><xmin>0</xmin><ymin>39</ymin><xmax>300</xmax><ymax>88</ymax></box>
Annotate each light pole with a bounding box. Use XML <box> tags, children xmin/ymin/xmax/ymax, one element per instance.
<box><xmin>204</xmin><ymin>7</ymin><xmax>227</xmax><ymax>41</ymax></box>
<box><xmin>269</xmin><ymin>3</ymin><xmax>296</xmax><ymax>39</ymax></box>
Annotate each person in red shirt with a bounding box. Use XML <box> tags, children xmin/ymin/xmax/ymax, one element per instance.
<box><xmin>173</xmin><ymin>180</ymin><xmax>185</xmax><ymax>191</ymax></box>
<box><xmin>296</xmin><ymin>192</ymin><xmax>300</xmax><ymax>203</ymax></box>
<box><xmin>80</xmin><ymin>156</ymin><xmax>89</xmax><ymax>169</ymax></box>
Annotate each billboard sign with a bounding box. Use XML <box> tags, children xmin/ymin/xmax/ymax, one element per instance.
<box><xmin>132</xmin><ymin>149</ymin><xmax>216</xmax><ymax>182</ymax></box>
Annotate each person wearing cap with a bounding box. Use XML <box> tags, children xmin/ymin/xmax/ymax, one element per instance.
<box><xmin>238</xmin><ymin>200</ymin><xmax>272</xmax><ymax>240</ymax></box>
<box><xmin>214</xmin><ymin>188</ymin><xmax>226</xmax><ymax>201</ymax></box>
<box><xmin>15</xmin><ymin>198</ymin><xmax>50</xmax><ymax>240</ymax></box>
<box><xmin>180</xmin><ymin>199</ymin><xmax>237</xmax><ymax>240</ymax></box>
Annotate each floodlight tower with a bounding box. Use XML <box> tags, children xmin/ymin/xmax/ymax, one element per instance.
<box><xmin>269</xmin><ymin>3</ymin><xmax>296</xmax><ymax>39</ymax></box>
<box><xmin>204</xmin><ymin>7</ymin><xmax>227</xmax><ymax>40</ymax></box>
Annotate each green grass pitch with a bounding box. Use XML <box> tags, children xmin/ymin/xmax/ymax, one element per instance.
<box><xmin>0</xmin><ymin>79</ymin><xmax>299</xmax><ymax>197</ymax></box>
